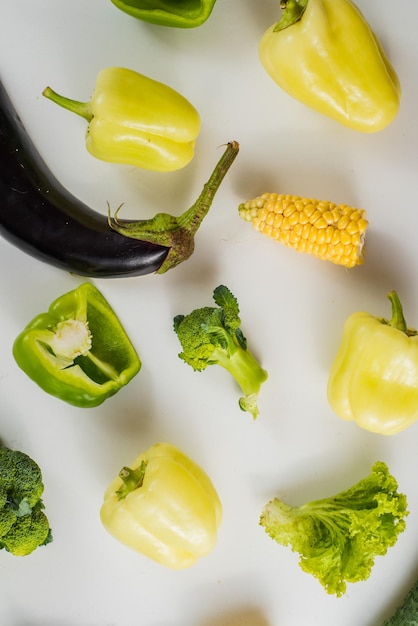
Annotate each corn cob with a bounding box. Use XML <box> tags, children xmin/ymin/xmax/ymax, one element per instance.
<box><xmin>238</xmin><ymin>193</ymin><xmax>368</xmax><ymax>268</ymax></box>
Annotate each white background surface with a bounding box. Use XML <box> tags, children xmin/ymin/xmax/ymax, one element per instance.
<box><xmin>1</xmin><ymin>1</ymin><xmax>418</xmax><ymax>625</ymax></box>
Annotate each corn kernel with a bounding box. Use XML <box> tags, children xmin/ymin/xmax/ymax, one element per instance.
<box><xmin>337</xmin><ymin>215</ymin><xmax>350</xmax><ymax>230</ymax></box>
<box><xmin>331</xmin><ymin>229</ymin><xmax>341</xmax><ymax>245</ymax></box>
<box><xmin>258</xmin><ymin>208</ymin><xmax>268</xmax><ymax>222</ymax></box>
<box><xmin>340</xmin><ymin>230</ymin><xmax>352</xmax><ymax>245</ymax></box>
<box><xmin>298</xmin><ymin>211</ymin><xmax>310</xmax><ymax>225</ymax></box>
<box><xmin>314</xmin><ymin>217</ymin><xmax>328</xmax><ymax>230</ymax></box>
<box><xmin>316</xmin><ymin>229</ymin><xmax>326</xmax><ymax>245</ymax></box>
<box><xmin>301</xmin><ymin>223</ymin><xmax>312</xmax><ymax>240</ymax></box>
<box><xmin>303</xmin><ymin>204</ymin><xmax>316</xmax><ymax>218</ymax></box>
<box><xmin>273</xmin><ymin>214</ymin><xmax>283</xmax><ymax>229</ymax></box>
<box><xmin>346</xmin><ymin>220</ymin><xmax>359</xmax><ymax>235</ymax></box>
<box><xmin>266</xmin><ymin>212</ymin><xmax>275</xmax><ymax>226</ymax></box>
<box><xmin>293</xmin><ymin>223</ymin><xmax>304</xmax><ymax>237</ymax></box>
<box><xmin>310</xmin><ymin>209</ymin><xmax>323</xmax><ymax>224</ymax></box>
<box><xmin>325</xmin><ymin>225</ymin><xmax>334</xmax><ymax>243</ymax></box>
<box><xmin>322</xmin><ymin>211</ymin><xmax>335</xmax><ymax>224</ymax></box>
<box><xmin>308</xmin><ymin>227</ymin><xmax>317</xmax><ymax>243</ymax></box>
<box><xmin>262</xmin><ymin>223</ymin><xmax>273</xmax><ymax>237</ymax></box>
<box><xmin>283</xmin><ymin>204</ymin><xmax>296</xmax><ymax>218</ymax></box>
<box><xmin>253</xmin><ymin>218</ymin><xmax>262</xmax><ymax>231</ymax></box>
<box><xmin>288</xmin><ymin>211</ymin><xmax>301</xmax><ymax>227</ymax></box>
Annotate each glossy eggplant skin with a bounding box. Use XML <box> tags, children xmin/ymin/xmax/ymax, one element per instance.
<box><xmin>0</xmin><ymin>80</ymin><xmax>169</xmax><ymax>278</ymax></box>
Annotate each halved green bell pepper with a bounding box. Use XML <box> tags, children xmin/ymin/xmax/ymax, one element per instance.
<box><xmin>109</xmin><ymin>0</ymin><xmax>217</xmax><ymax>28</ymax></box>
<box><xmin>13</xmin><ymin>283</ymin><xmax>141</xmax><ymax>408</ymax></box>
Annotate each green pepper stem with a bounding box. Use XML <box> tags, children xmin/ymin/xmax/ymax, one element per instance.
<box><xmin>115</xmin><ymin>461</ymin><xmax>147</xmax><ymax>500</ymax></box>
<box><xmin>108</xmin><ymin>141</ymin><xmax>239</xmax><ymax>274</ymax></box>
<box><xmin>386</xmin><ymin>291</ymin><xmax>417</xmax><ymax>336</ymax></box>
<box><xmin>42</xmin><ymin>86</ymin><xmax>93</xmax><ymax>123</ymax></box>
<box><xmin>274</xmin><ymin>0</ymin><xmax>309</xmax><ymax>32</ymax></box>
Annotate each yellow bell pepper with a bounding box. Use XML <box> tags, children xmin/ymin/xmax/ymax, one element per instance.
<box><xmin>42</xmin><ymin>67</ymin><xmax>201</xmax><ymax>171</ymax></box>
<box><xmin>100</xmin><ymin>442</ymin><xmax>222</xmax><ymax>568</ymax></box>
<box><xmin>259</xmin><ymin>0</ymin><xmax>401</xmax><ymax>132</ymax></box>
<box><xmin>327</xmin><ymin>292</ymin><xmax>418</xmax><ymax>435</ymax></box>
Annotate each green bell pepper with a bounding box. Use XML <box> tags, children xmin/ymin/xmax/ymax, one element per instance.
<box><xmin>109</xmin><ymin>0</ymin><xmax>217</xmax><ymax>28</ymax></box>
<box><xmin>13</xmin><ymin>283</ymin><xmax>141</xmax><ymax>408</ymax></box>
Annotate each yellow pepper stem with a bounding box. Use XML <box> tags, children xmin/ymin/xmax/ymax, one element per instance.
<box><xmin>274</xmin><ymin>0</ymin><xmax>308</xmax><ymax>31</ymax></box>
<box><xmin>116</xmin><ymin>461</ymin><xmax>147</xmax><ymax>500</ymax></box>
<box><xmin>384</xmin><ymin>291</ymin><xmax>417</xmax><ymax>337</ymax></box>
<box><xmin>42</xmin><ymin>86</ymin><xmax>93</xmax><ymax>122</ymax></box>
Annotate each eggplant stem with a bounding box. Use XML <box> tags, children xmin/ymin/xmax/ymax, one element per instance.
<box><xmin>108</xmin><ymin>141</ymin><xmax>239</xmax><ymax>274</ymax></box>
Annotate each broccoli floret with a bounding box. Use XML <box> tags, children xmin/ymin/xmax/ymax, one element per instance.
<box><xmin>260</xmin><ymin>461</ymin><xmax>408</xmax><ymax>597</ymax></box>
<box><xmin>0</xmin><ymin>447</ymin><xmax>52</xmax><ymax>556</ymax></box>
<box><xmin>173</xmin><ymin>285</ymin><xmax>268</xmax><ymax>419</ymax></box>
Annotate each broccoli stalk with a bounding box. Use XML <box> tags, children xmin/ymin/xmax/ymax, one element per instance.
<box><xmin>0</xmin><ymin>447</ymin><xmax>52</xmax><ymax>556</ymax></box>
<box><xmin>260</xmin><ymin>461</ymin><xmax>408</xmax><ymax>597</ymax></box>
<box><xmin>173</xmin><ymin>285</ymin><xmax>268</xmax><ymax>419</ymax></box>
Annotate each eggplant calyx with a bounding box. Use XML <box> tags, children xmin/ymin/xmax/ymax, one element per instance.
<box><xmin>107</xmin><ymin>141</ymin><xmax>239</xmax><ymax>274</ymax></box>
